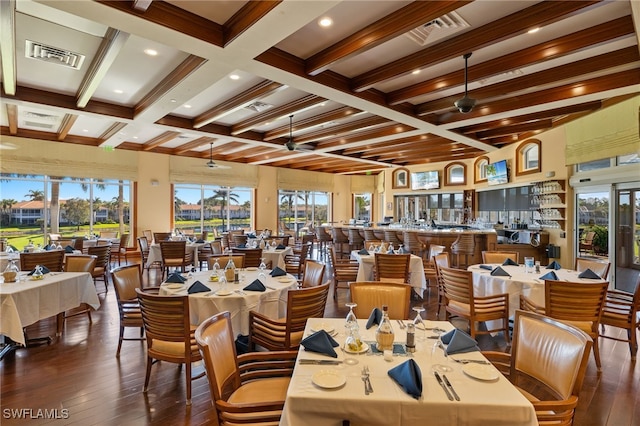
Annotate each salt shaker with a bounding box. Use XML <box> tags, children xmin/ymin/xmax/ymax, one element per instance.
<box><xmin>405</xmin><ymin>322</ymin><xmax>416</xmax><ymax>353</ymax></box>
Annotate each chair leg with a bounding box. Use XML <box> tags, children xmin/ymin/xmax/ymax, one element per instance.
<box><xmin>144</xmin><ymin>356</ymin><xmax>153</xmax><ymax>391</ymax></box>
<box><xmin>593</xmin><ymin>338</ymin><xmax>602</xmax><ymax>372</ymax></box>
<box><xmin>116</xmin><ymin>326</ymin><xmax>124</xmax><ymax>357</ymax></box>
<box><xmin>185</xmin><ymin>362</ymin><xmax>192</xmax><ymax>405</ymax></box>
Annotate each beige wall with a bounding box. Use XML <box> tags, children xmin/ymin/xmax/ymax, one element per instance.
<box><xmin>137</xmin><ymin>151</ymin><xmax>172</xmax><ymax>235</ymax></box>
<box><xmin>255</xmin><ymin>166</ymin><xmax>278</xmax><ymax>232</ymax></box>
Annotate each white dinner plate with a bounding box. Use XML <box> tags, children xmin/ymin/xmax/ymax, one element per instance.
<box><xmin>310</xmin><ymin>323</ymin><xmax>335</xmax><ymax>334</ymax></box>
<box><xmin>462</xmin><ymin>363</ymin><xmax>500</xmax><ymax>381</ymax></box>
<box><xmin>343</xmin><ymin>342</ymin><xmax>369</xmax><ymax>354</ymax></box>
<box><xmin>246</xmin><ymin>267</ymin><xmax>258</xmax><ymax>271</ymax></box>
<box><xmin>166</xmin><ymin>284</ymin><xmax>183</xmax><ymax>290</ymax></box>
<box><xmin>216</xmin><ymin>289</ymin><xmax>233</xmax><ymax>296</ymax></box>
<box><xmin>277</xmin><ymin>277</ymin><xmax>292</xmax><ymax>283</ymax></box>
<box><xmin>312</xmin><ymin>370</ymin><xmax>346</xmax><ymax>389</ymax></box>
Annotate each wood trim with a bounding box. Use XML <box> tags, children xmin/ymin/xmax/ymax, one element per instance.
<box><xmin>392</xmin><ymin>168</ymin><xmax>410</xmax><ymax>189</ymax></box>
<box><xmin>141</xmin><ymin>131</ymin><xmax>181</xmax><ymax>151</ymax></box>
<box><xmin>352</xmin><ymin>1</ymin><xmax>599</xmax><ymax>91</ymax></box>
<box><xmin>474</xmin><ymin>156</ymin><xmax>490</xmax><ymax>184</ymax></box>
<box><xmin>57</xmin><ymin>114</ymin><xmax>78</xmax><ymax>141</ymax></box>
<box><xmin>171</xmin><ymin>137</ymin><xmax>216</xmax><ymax>155</ymax></box>
<box><xmin>0</xmin><ymin>0</ymin><xmax>16</xmax><ymax>96</ymax></box>
<box><xmin>194</xmin><ymin>80</ymin><xmax>285</xmax><ymax>128</ymax></box>
<box><xmin>6</xmin><ymin>103</ymin><xmax>17</xmax><ymax>134</ymax></box>
<box><xmin>305</xmin><ymin>1</ymin><xmax>467</xmax><ymax>76</ymax></box>
<box><xmin>135</xmin><ymin>55</ymin><xmax>207</xmax><ymax>118</ymax></box>
<box><xmin>515</xmin><ymin>139</ymin><xmax>542</xmax><ymax>177</ymax></box>
<box><xmin>444</xmin><ymin>161</ymin><xmax>467</xmax><ymax>186</ymax></box>
<box><xmin>263</xmin><ymin>106</ymin><xmax>360</xmax><ymax>141</ymax></box>
<box><xmin>224</xmin><ymin>1</ymin><xmax>282</xmax><ymax>46</ymax></box>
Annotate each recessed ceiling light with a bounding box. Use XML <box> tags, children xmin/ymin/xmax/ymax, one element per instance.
<box><xmin>229</xmin><ymin>74</ymin><xmax>240</xmax><ymax>80</ymax></box>
<box><xmin>113</xmin><ymin>89</ymin><xmax>123</xmax><ymax>94</ymax></box>
<box><xmin>133</xmin><ymin>136</ymin><xmax>138</xmax><ymax>139</ymax></box>
<box><xmin>528</xmin><ymin>27</ymin><xmax>540</xmax><ymax>34</ymax></box>
<box><xmin>319</xmin><ymin>17</ymin><xmax>333</xmax><ymax>27</ymax></box>
<box><xmin>183</xmin><ymin>104</ymin><xmax>192</xmax><ymax>109</ymax></box>
<box><xmin>82</xmin><ymin>129</ymin><xmax>88</xmax><ymax>132</ymax></box>
<box><xmin>170</xmin><ymin>99</ymin><xmax>177</xmax><ymax>103</ymax></box>
<box><xmin>412</xmin><ymin>69</ymin><xmax>420</xmax><ymax>75</ymax></box>
<box><xmin>144</xmin><ymin>48</ymin><xmax>158</xmax><ymax>56</ymax></box>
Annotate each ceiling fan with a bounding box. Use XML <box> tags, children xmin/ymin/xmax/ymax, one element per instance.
<box><xmin>454</xmin><ymin>52</ymin><xmax>476</xmax><ymax>114</ymax></box>
<box><xmin>205</xmin><ymin>142</ymin><xmax>230</xmax><ymax>169</ymax></box>
<box><xmin>284</xmin><ymin>115</ymin><xmax>314</xmax><ymax>152</ymax></box>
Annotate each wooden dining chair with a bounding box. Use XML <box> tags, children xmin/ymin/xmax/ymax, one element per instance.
<box><xmin>142</xmin><ymin>229</ymin><xmax>153</xmax><ymax>244</ymax></box>
<box><xmin>136</xmin><ymin>289</ymin><xmax>205</xmax><ymax>405</ymax></box>
<box><xmin>423</xmin><ymin>244</ymin><xmax>446</xmax><ymax>295</ymax></box>
<box><xmin>62</xmin><ymin>254</ymin><xmax>97</xmax><ymax>323</ymax></box>
<box><xmin>208</xmin><ymin>254</ymin><xmax>245</xmax><ymax>270</ymax></box>
<box><xmin>599</xmin><ymin>277</ymin><xmax>640</xmax><ymax>360</ymax></box>
<box><xmin>284</xmin><ymin>242</ymin><xmax>311</xmax><ymax>278</ymax></box>
<box><xmin>328</xmin><ymin>244</ymin><xmax>359</xmax><ymax>300</ymax></box>
<box><xmin>99</xmin><ymin>231</ymin><xmax>118</xmax><ymax>239</ymax></box>
<box><xmin>439</xmin><ymin>266</ymin><xmax>510</xmax><ymax>343</ymax></box>
<box><xmin>137</xmin><ymin>236</ymin><xmax>160</xmax><ymax>275</ymax></box>
<box><xmin>432</xmin><ymin>252</ymin><xmax>450</xmax><ymax>319</ymax></box>
<box><xmin>152</xmin><ymin>232</ymin><xmax>171</xmax><ymax>243</ymax></box>
<box><xmin>482</xmin><ymin>310</ymin><xmax>592</xmax><ymax>425</ymax></box>
<box><xmin>195</xmin><ymin>311</ymin><xmax>297</xmax><ymax>426</ymax></box>
<box><xmin>299</xmin><ymin>259</ymin><xmax>326</xmax><ymax>288</ymax></box>
<box><xmin>232</xmin><ymin>247</ymin><xmax>263</xmax><ymax>268</ymax></box>
<box><xmin>482</xmin><ymin>251</ymin><xmax>520</xmax><ymax>264</ymax></box>
<box><xmin>87</xmin><ymin>245</ymin><xmax>111</xmax><ymax>294</ymax></box>
<box><xmin>112</xmin><ymin>264</ymin><xmax>147</xmax><ymax>357</ymax></box>
<box><xmin>19</xmin><ymin>250</ymin><xmax>64</xmax><ymax>272</ymax></box>
<box><xmin>113</xmin><ymin>233</ymin><xmax>132</xmax><ymax>266</ymax></box>
<box><xmin>373</xmin><ymin>253</ymin><xmax>410</xmax><ymax>284</ymax></box>
<box><xmin>575</xmin><ymin>257</ymin><xmax>610</xmax><ymax>279</ymax></box>
<box><xmin>159</xmin><ymin>240</ymin><xmax>194</xmax><ymax>277</ymax></box>
<box><xmin>248</xmin><ymin>282</ymin><xmax>330</xmax><ymax>351</ymax></box>
<box><xmin>520</xmin><ymin>279</ymin><xmax>608</xmax><ymax>371</ymax></box>
<box><xmin>350</xmin><ymin>281</ymin><xmax>411</xmax><ymax>320</ymax></box>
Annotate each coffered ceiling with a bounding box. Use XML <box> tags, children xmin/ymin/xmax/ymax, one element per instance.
<box><xmin>1</xmin><ymin>0</ymin><xmax>639</xmax><ymax>174</ymax></box>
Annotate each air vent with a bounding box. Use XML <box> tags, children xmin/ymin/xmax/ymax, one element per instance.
<box><xmin>479</xmin><ymin>69</ymin><xmax>524</xmax><ymax>85</ymax></box>
<box><xmin>24</xmin><ymin>121</ymin><xmax>56</xmax><ymax>129</ymax></box>
<box><xmin>244</xmin><ymin>101</ymin><xmax>273</xmax><ymax>113</ymax></box>
<box><xmin>25</xmin><ymin>40</ymin><xmax>85</xmax><ymax>70</ymax></box>
<box><xmin>405</xmin><ymin>12</ymin><xmax>469</xmax><ymax>46</ymax></box>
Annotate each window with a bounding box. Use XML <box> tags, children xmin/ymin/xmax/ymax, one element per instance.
<box><xmin>392</xmin><ymin>168</ymin><xmax>409</xmax><ymax>189</ymax></box>
<box><xmin>576</xmin><ymin>158</ymin><xmax>612</xmax><ymax>172</ymax></box>
<box><xmin>515</xmin><ymin>139</ymin><xmax>541</xmax><ymax>176</ymax></box>
<box><xmin>278</xmin><ymin>190</ymin><xmax>329</xmax><ymax>234</ymax></box>
<box><xmin>0</xmin><ymin>175</ymin><xmax>131</xmax><ymax>250</ymax></box>
<box><xmin>474</xmin><ymin>156</ymin><xmax>489</xmax><ymax>183</ymax></box>
<box><xmin>353</xmin><ymin>194</ymin><xmax>371</xmax><ymax>222</ymax></box>
<box><xmin>444</xmin><ymin>162</ymin><xmax>466</xmax><ymax>186</ymax></box>
<box><xmin>174</xmin><ymin>185</ymin><xmax>253</xmax><ymax>234</ymax></box>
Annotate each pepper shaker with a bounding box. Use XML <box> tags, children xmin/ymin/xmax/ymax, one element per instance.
<box><xmin>405</xmin><ymin>323</ymin><xmax>416</xmax><ymax>353</ymax></box>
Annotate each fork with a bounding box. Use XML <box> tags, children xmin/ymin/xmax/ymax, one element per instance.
<box><xmin>361</xmin><ymin>368</ymin><xmax>370</xmax><ymax>395</ymax></box>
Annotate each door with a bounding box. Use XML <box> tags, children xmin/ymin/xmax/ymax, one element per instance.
<box><xmin>615</xmin><ymin>185</ymin><xmax>640</xmax><ymax>292</ymax></box>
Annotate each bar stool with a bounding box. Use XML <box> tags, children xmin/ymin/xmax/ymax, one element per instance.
<box><xmin>331</xmin><ymin>227</ymin><xmax>350</xmax><ymax>259</ymax></box>
<box><xmin>315</xmin><ymin>227</ymin><xmax>333</xmax><ymax>260</ymax></box>
<box><xmin>364</xmin><ymin>229</ymin><xmax>377</xmax><ymax>241</ymax></box>
<box><xmin>384</xmin><ymin>229</ymin><xmax>402</xmax><ymax>249</ymax></box>
<box><xmin>348</xmin><ymin>228</ymin><xmax>365</xmax><ymax>251</ymax></box>
<box><xmin>451</xmin><ymin>234</ymin><xmax>475</xmax><ymax>269</ymax></box>
<box><xmin>402</xmin><ymin>231</ymin><xmax>425</xmax><ymax>257</ymax></box>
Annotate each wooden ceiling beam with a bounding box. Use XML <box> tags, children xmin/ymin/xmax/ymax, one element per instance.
<box><xmin>194</xmin><ymin>80</ymin><xmax>285</xmax><ymax>128</ymax></box>
<box><xmin>352</xmin><ymin>1</ymin><xmax>600</xmax><ymax>92</ymax></box>
<box><xmin>171</xmin><ymin>136</ymin><xmax>216</xmax><ymax>155</ymax></box>
<box><xmin>305</xmin><ymin>1</ymin><xmax>468</xmax><ymax>76</ymax></box>
<box><xmin>0</xmin><ymin>0</ymin><xmax>16</xmax><ymax>96</ymax></box>
<box><xmin>475</xmin><ymin>119</ymin><xmax>553</xmax><ymax>139</ymax></box>
<box><xmin>389</xmin><ymin>16</ymin><xmax>635</xmax><ymax>105</ymax></box>
<box><xmin>314</xmin><ymin>124</ymin><xmax>416</xmax><ymax>150</ymax></box>
<box><xmin>437</xmin><ymin>68</ymin><xmax>640</xmax><ymax>124</ymax></box>
<box><xmin>224</xmin><ymin>0</ymin><xmax>282</xmax><ymax>46</ymax></box>
<box><xmin>417</xmin><ymin>46</ymin><xmax>640</xmax><ymax>115</ymax></box>
<box><xmin>57</xmin><ymin>114</ymin><xmax>78</xmax><ymax>141</ymax></box>
<box><xmin>231</xmin><ymin>94</ymin><xmax>327</xmax><ymax>135</ymax></box>
<box><xmin>141</xmin><ymin>131</ymin><xmax>181</xmax><ymax>151</ymax></box>
<box><xmin>263</xmin><ymin>106</ymin><xmax>360</xmax><ymax>140</ymax></box>
<box><xmin>6</xmin><ymin>104</ymin><xmax>17</xmax><ymax>134</ymax></box>
<box><xmin>294</xmin><ymin>116</ymin><xmax>390</xmax><ymax>144</ymax></box>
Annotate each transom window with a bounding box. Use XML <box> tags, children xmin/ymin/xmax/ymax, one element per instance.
<box><xmin>515</xmin><ymin>139</ymin><xmax>541</xmax><ymax>176</ymax></box>
<box><xmin>474</xmin><ymin>156</ymin><xmax>489</xmax><ymax>183</ymax></box>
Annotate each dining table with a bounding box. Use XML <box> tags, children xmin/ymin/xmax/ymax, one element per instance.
<box><xmin>467</xmin><ymin>263</ymin><xmax>607</xmax><ymax>320</ymax></box>
<box><xmin>0</xmin><ymin>271</ymin><xmax>100</xmax><ymax>347</ymax></box>
<box><xmin>280</xmin><ymin>318</ymin><xmax>537</xmax><ymax>426</ymax></box>
<box><xmin>350</xmin><ymin>250</ymin><xmax>427</xmax><ymax>297</ymax></box>
<box><xmin>158</xmin><ymin>268</ymin><xmax>299</xmax><ymax>335</ymax></box>
<box><xmin>260</xmin><ymin>246</ymin><xmax>293</xmax><ymax>270</ymax></box>
<box><xmin>146</xmin><ymin>241</ymin><xmax>205</xmax><ymax>269</ymax></box>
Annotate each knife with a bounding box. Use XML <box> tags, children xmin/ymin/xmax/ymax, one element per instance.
<box><xmin>299</xmin><ymin>359</ymin><xmax>343</xmax><ymax>365</ymax></box>
<box><xmin>434</xmin><ymin>371</ymin><xmax>453</xmax><ymax>401</ymax></box>
<box><xmin>443</xmin><ymin>374</ymin><xmax>460</xmax><ymax>401</ymax></box>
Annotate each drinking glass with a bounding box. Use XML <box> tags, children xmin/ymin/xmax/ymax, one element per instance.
<box><xmin>259</xmin><ymin>257</ymin><xmax>267</xmax><ymax>272</ymax></box>
<box><xmin>524</xmin><ymin>257</ymin><xmax>534</xmax><ymax>273</ymax></box>
<box><xmin>431</xmin><ymin>339</ymin><xmax>453</xmax><ymax>373</ymax></box>
<box><xmin>412</xmin><ymin>306</ymin><xmax>426</xmax><ymax>341</ymax></box>
<box><xmin>345</xmin><ymin>302</ymin><xmax>358</xmax><ymax>331</ymax></box>
<box><xmin>344</xmin><ymin>302</ymin><xmax>360</xmax><ymax>365</ymax></box>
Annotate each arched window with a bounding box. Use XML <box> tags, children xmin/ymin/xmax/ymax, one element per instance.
<box><xmin>474</xmin><ymin>156</ymin><xmax>489</xmax><ymax>183</ymax></box>
<box><xmin>516</xmin><ymin>139</ymin><xmax>541</xmax><ymax>176</ymax></box>
<box><xmin>392</xmin><ymin>167</ymin><xmax>410</xmax><ymax>189</ymax></box>
<box><xmin>444</xmin><ymin>162</ymin><xmax>466</xmax><ymax>186</ymax></box>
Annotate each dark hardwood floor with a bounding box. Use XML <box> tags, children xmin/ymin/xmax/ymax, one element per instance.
<box><xmin>1</xmin><ymin>250</ymin><xmax>638</xmax><ymax>425</ymax></box>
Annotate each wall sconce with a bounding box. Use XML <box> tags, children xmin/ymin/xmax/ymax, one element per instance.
<box><xmin>545</xmin><ymin>171</ymin><xmax>555</xmax><ymax>178</ymax></box>
<box><xmin>150</xmin><ymin>179</ymin><xmax>159</xmax><ymax>187</ymax></box>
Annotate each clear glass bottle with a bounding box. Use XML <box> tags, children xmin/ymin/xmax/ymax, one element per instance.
<box><xmin>3</xmin><ymin>260</ymin><xmax>19</xmax><ymax>282</ymax></box>
<box><xmin>224</xmin><ymin>257</ymin><xmax>236</xmax><ymax>283</ymax></box>
<box><xmin>375</xmin><ymin>304</ymin><xmax>395</xmax><ymax>351</ymax></box>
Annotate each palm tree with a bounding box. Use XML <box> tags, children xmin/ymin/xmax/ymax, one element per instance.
<box><xmin>0</xmin><ymin>199</ymin><xmax>17</xmax><ymax>226</ymax></box>
<box><xmin>25</xmin><ymin>189</ymin><xmax>44</xmax><ymax>201</ymax></box>
<box><xmin>205</xmin><ymin>188</ymin><xmax>240</xmax><ymax>230</ymax></box>
<box><xmin>48</xmin><ymin>177</ymin><xmax>106</xmax><ymax>233</ymax></box>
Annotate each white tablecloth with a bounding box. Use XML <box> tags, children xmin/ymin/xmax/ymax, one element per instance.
<box><xmin>468</xmin><ymin>264</ymin><xmax>606</xmax><ymax>319</ymax></box>
<box><xmin>82</xmin><ymin>238</ymin><xmax>119</xmax><ymax>249</ymax></box>
<box><xmin>159</xmin><ymin>269</ymin><xmax>298</xmax><ymax>335</ymax></box>
<box><xmin>0</xmin><ymin>272</ymin><xmax>100</xmax><ymax>345</ymax></box>
<box><xmin>280</xmin><ymin>318</ymin><xmax>537</xmax><ymax>426</ymax></box>
<box><xmin>351</xmin><ymin>251</ymin><xmax>427</xmax><ymax>296</ymax></box>
<box><xmin>261</xmin><ymin>247</ymin><xmax>292</xmax><ymax>270</ymax></box>
<box><xmin>147</xmin><ymin>242</ymin><xmax>203</xmax><ymax>268</ymax></box>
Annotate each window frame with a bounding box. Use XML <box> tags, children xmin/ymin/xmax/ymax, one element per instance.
<box><xmin>515</xmin><ymin>139</ymin><xmax>542</xmax><ymax>177</ymax></box>
<box><xmin>392</xmin><ymin>167</ymin><xmax>410</xmax><ymax>189</ymax></box>
<box><xmin>444</xmin><ymin>162</ymin><xmax>466</xmax><ymax>186</ymax></box>
<box><xmin>474</xmin><ymin>156</ymin><xmax>490</xmax><ymax>184</ymax></box>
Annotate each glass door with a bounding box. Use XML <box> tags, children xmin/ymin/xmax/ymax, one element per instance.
<box><xmin>615</xmin><ymin>185</ymin><xmax>640</xmax><ymax>292</ymax></box>
<box><xmin>575</xmin><ymin>188</ymin><xmax>610</xmax><ymax>262</ymax></box>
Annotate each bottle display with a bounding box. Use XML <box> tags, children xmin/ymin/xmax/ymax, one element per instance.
<box><xmin>224</xmin><ymin>258</ymin><xmax>236</xmax><ymax>283</ymax></box>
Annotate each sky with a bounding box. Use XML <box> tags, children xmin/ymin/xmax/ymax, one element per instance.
<box><xmin>0</xmin><ymin>178</ymin><xmax>128</xmax><ymax>203</ymax></box>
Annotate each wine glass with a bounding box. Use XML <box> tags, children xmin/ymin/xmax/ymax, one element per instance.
<box><xmin>344</xmin><ymin>302</ymin><xmax>359</xmax><ymax>365</ymax></box>
<box><xmin>259</xmin><ymin>257</ymin><xmax>267</xmax><ymax>272</ymax></box>
<box><xmin>431</xmin><ymin>339</ymin><xmax>453</xmax><ymax>373</ymax></box>
<box><xmin>412</xmin><ymin>306</ymin><xmax>426</xmax><ymax>341</ymax></box>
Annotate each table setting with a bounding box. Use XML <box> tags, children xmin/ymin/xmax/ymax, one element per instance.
<box><xmin>280</xmin><ymin>316</ymin><xmax>537</xmax><ymax>426</ymax></box>
<box><xmin>350</xmin><ymin>250</ymin><xmax>427</xmax><ymax>297</ymax></box>
<box><xmin>158</xmin><ymin>267</ymin><xmax>298</xmax><ymax>335</ymax></box>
